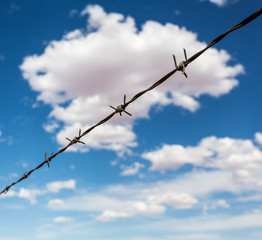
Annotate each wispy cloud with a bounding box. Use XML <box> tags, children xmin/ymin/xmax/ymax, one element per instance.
<box><xmin>69</xmin><ymin>9</ymin><xmax>78</xmax><ymax>18</ymax></box>
<box><xmin>53</xmin><ymin>216</ymin><xmax>73</xmax><ymax>223</ymax></box>
<box><xmin>48</xmin><ymin>198</ymin><xmax>64</xmax><ymax>206</ymax></box>
<box><xmin>0</xmin><ymin>130</ymin><xmax>14</xmax><ymax>146</ymax></box>
<box><xmin>47</xmin><ymin>167</ymin><xmax>259</xmax><ymax>221</ymax></box>
<box><xmin>0</xmin><ymin>238</ymin><xmax>20</xmax><ymax>240</ymax></box>
<box><xmin>120</xmin><ymin>162</ymin><xmax>144</xmax><ymax>176</ymax></box>
<box><xmin>47</xmin><ymin>179</ymin><xmax>199</xmax><ymax>221</ymax></box>
<box><xmin>46</xmin><ymin>179</ymin><xmax>76</xmax><ymax>193</ymax></box>
<box><xmin>236</xmin><ymin>194</ymin><xmax>262</xmax><ymax>202</ymax></box>
<box><xmin>144</xmin><ymin>211</ymin><xmax>262</xmax><ymax>232</ymax></box>
<box><xmin>1</xmin><ymin>179</ymin><xmax>76</xmax><ymax>204</ymax></box>
<box><xmin>8</xmin><ymin>3</ymin><xmax>20</xmax><ymax>14</ymax></box>
<box><xmin>42</xmin><ymin>121</ymin><xmax>59</xmax><ymax>133</ymax></box>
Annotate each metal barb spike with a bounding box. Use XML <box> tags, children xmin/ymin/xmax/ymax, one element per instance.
<box><xmin>183</xmin><ymin>48</ymin><xmax>187</xmax><ymax>61</ymax></box>
<box><xmin>109</xmin><ymin>95</ymin><xmax>132</xmax><ymax>116</ymax></box>
<box><xmin>21</xmin><ymin>172</ymin><xmax>28</xmax><ymax>180</ymax></box>
<box><xmin>172</xmin><ymin>54</ymin><xmax>178</xmax><ymax>69</ymax></box>
<box><xmin>45</xmin><ymin>152</ymin><xmax>50</xmax><ymax>168</ymax></box>
<box><xmin>66</xmin><ymin>131</ymin><xmax>85</xmax><ymax>145</ymax></box>
<box><xmin>124</xmin><ymin>94</ymin><xmax>126</xmax><ymax>105</ymax></box>
<box><xmin>173</xmin><ymin>48</ymin><xmax>188</xmax><ymax>78</ymax></box>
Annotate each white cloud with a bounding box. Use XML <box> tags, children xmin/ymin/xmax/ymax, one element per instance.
<box><xmin>142</xmin><ymin>143</ymin><xmax>210</xmax><ymax>171</ymax></box>
<box><xmin>64</xmin><ymin>29</ymin><xmax>82</xmax><ymax>40</ymax></box>
<box><xmin>3</xmin><ymin>188</ymin><xmax>43</xmax><ymax>204</ymax></box>
<box><xmin>208</xmin><ymin>0</ymin><xmax>227</xmax><ymax>6</ymax></box>
<box><xmin>56</xmin><ymin>122</ymin><xmax>137</xmax><ymax>155</ymax></box>
<box><xmin>8</xmin><ymin>3</ymin><xmax>20</xmax><ymax>14</ymax></box>
<box><xmin>43</xmin><ymin>121</ymin><xmax>59</xmax><ymax>133</ymax></box>
<box><xmin>48</xmin><ymin>180</ymin><xmax>198</xmax><ymax>221</ymax></box>
<box><xmin>144</xmin><ymin>211</ymin><xmax>262</xmax><ymax>233</ymax></box>
<box><xmin>255</xmin><ymin>132</ymin><xmax>262</xmax><ymax>146</ymax></box>
<box><xmin>53</xmin><ymin>216</ymin><xmax>73</xmax><ymax>223</ymax></box>
<box><xmin>236</xmin><ymin>194</ymin><xmax>262</xmax><ymax>202</ymax></box>
<box><xmin>46</xmin><ymin>168</ymin><xmax>262</xmax><ymax>222</ymax></box>
<box><xmin>69</xmin><ymin>9</ymin><xmax>78</xmax><ymax>18</ymax></box>
<box><xmin>48</xmin><ymin>198</ymin><xmax>64</xmax><ymax>206</ymax></box>
<box><xmin>120</xmin><ymin>162</ymin><xmax>144</xmax><ymax>176</ymax></box>
<box><xmin>230</xmin><ymin>169</ymin><xmax>255</xmax><ymax>184</ymax></box>
<box><xmin>96</xmin><ymin>210</ymin><xmax>132</xmax><ymax>222</ymax></box>
<box><xmin>165</xmin><ymin>233</ymin><xmax>223</xmax><ymax>240</ymax></box>
<box><xmin>20</xmin><ymin>4</ymin><xmax>243</xmax><ymax>154</ymax></box>
<box><xmin>16</xmin><ymin>160</ymin><xmax>28</xmax><ymax>168</ymax></box>
<box><xmin>147</xmin><ymin>191</ymin><xmax>198</xmax><ymax>209</ymax></box>
<box><xmin>0</xmin><ymin>238</ymin><xmax>19</xmax><ymax>240</ymax></box>
<box><xmin>216</xmin><ymin>199</ymin><xmax>230</xmax><ymax>208</ymax></box>
<box><xmin>46</xmin><ymin>179</ymin><xmax>76</xmax><ymax>193</ymax></box>
<box><xmin>202</xmin><ymin>199</ymin><xmax>230</xmax><ymax>214</ymax></box>
<box><xmin>200</xmin><ymin>0</ymin><xmax>238</xmax><ymax>7</ymax></box>
<box><xmin>2</xmin><ymin>179</ymin><xmax>76</xmax><ymax>204</ymax></box>
<box><xmin>131</xmin><ymin>201</ymin><xmax>166</xmax><ymax>215</ymax></box>
<box><xmin>142</xmin><ymin>133</ymin><xmax>262</xmax><ymax>187</ymax></box>
<box><xmin>0</xmin><ymin>130</ymin><xmax>12</xmax><ymax>145</ymax></box>
<box><xmin>48</xmin><ymin>172</ymin><xmax>211</xmax><ymax>221</ymax></box>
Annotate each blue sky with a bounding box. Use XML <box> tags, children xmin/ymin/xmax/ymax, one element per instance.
<box><xmin>0</xmin><ymin>0</ymin><xmax>262</xmax><ymax>239</ymax></box>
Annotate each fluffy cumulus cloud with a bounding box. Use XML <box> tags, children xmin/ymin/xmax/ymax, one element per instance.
<box><xmin>142</xmin><ymin>133</ymin><xmax>262</xmax><ymax>186</ymax></box>
<box><xmin>56</xmin><ymin>122</ymin><xmax>137</xmax><ymax>155</ymax></box>
<box><xmin>20</xmin><ymin>4</ymin><xmax>243</xmax><ymax>154</ymax></box>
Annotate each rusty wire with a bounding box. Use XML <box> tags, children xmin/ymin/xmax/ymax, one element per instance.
<box><xmin>1</xmin><ymin>8</ymin><xmax>261</xmax><ymax>195</ymax></box>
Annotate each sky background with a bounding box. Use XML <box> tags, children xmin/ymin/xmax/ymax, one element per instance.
<box><xmin>0</xmin><ymin>0</ymin><xmax>262</xmax><ymax>239</ymax></box>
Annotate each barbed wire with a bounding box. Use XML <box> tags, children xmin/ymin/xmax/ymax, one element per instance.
<box><xmin>1</xmin><ymin>8</ymin><xmax>261</xmax><ymax>195</ymax></box>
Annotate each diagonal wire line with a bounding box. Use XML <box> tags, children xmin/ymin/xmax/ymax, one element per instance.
<box><xmin>1</xmin><ymin>8</ymin><xmax>261</xmax><ymax>195</ymax></box>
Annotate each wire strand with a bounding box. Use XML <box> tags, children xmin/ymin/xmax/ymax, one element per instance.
<box><xmin>1</xmin><ymin>8</ymin><xmax>261</xmax><ymax>195</ymax></box>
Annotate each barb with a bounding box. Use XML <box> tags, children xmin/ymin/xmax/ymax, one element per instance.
<box><xmin>21</xmin><ymin>172</ymin><xmax>28</xmax><ymax>180</ymax></box>
<box><xmin>173</xmin><ymin>48</ymin><xmax>188</xmax><ymax>78</ymax></box>
<box><xmin>45</xmin><ymin>152</ymin><xmax>54</xmax><ymax>168</ymax></box>
<box><xmin>109</xmin><ymin>95</ymin><xmax>132</xmax><ymax>116</ymax></box>
<box><xmin>66</xmin><ymin>129</ymin><xmax>85</xmax><ymax>145</ymax></box>
<box><xmin>1</xmin><ymin>8</ymin><xmax>261</xmax><ymax>195</ymax></box>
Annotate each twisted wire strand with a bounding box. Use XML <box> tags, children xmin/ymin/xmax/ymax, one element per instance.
<box><xmin>1</xmin><ymin>8</ymin><xmax>261</xmax><ymax>195</ymax></box>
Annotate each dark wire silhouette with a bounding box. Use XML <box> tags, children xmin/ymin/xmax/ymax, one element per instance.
<box><xmin>1</xmin><ymin>8</ymin><xmax>261</xmax><ymax>195</ymax></box>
